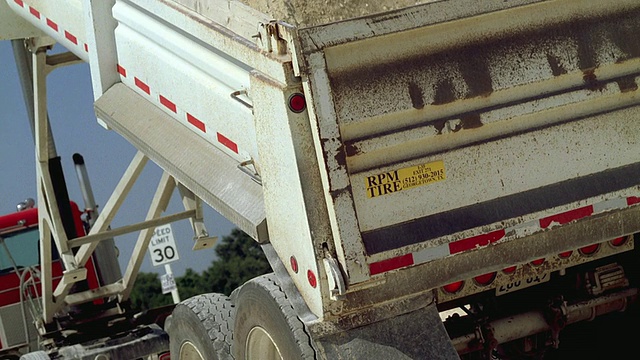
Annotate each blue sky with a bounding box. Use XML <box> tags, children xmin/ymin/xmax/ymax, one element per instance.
<box><xmin>0</xmin><ymin>40</ymin><xmax>235</xmax><ymax>278</ymax></box>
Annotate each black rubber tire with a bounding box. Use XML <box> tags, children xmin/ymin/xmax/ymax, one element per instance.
<box><xmin>167</xmin><ymin>293</ymin><xmax>235</xmax><ymax>360</ymax></box>
<box><xmin>232</xmin><ymin>273</ymin><xmax>315</xmax><ymax>360</ymax></box>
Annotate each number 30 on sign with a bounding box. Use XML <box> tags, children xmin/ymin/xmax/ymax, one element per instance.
<box><xmin>148</xmin><ymin>224</ymin><xmax>180</xmax><ymax>266</ymax></box>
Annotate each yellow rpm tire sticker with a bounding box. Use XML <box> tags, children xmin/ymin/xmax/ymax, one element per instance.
<box><xmin>365</xmin><ymin>160</ymin><xmax>446</xmax><ymax>198</ymax></box>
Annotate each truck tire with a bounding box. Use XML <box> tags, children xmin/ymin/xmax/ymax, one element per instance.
<box><xmin>233</xmin><ymin>273</ymin><xmax>315</xmax><ymax>360</ymax></box>
<box><xmin>167</xmin><ymin>293</ymin><xmax>235</xmax><ymax>360</ymax></box>
<box><xmin>19</xmin><ymin>351</ymin><xmax>50</xmax><ymax>360</ymax></box>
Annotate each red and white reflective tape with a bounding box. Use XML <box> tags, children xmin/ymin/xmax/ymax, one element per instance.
<box><xmin>116</xmin><ymin>64</ymin><xmax>239</xmax><ymax>155</ymax></box>
<box><xmin>12</xmin><ymin>0</ymin><xmax>89</xmax><ymax>54</ymax></box>
<box><xmin>369</xmin><ymin>195</ymin><xmax>640</xmax><ymax>275</ymax></box>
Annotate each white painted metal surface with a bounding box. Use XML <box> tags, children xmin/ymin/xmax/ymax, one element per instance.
<box><xmin>4</xmin><ymin>0</ymin><xmax>640</xmax><ymax>334</ymax></box>
<box><xmin>6</xmin><ymin>0</ymin><xmax>89</xmax><ymax>61</ymax></box>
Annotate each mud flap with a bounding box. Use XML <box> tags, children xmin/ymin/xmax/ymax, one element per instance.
<box><xmin>313</xmin><ymin>302</ymin><xmax>460</xmax><ymax>360</ymax></box>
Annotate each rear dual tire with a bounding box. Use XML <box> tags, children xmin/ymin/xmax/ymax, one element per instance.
<box><xmin>168</xmin><ymin>273</ymin><xmax>315</xmax><ymax>359</ymax></box>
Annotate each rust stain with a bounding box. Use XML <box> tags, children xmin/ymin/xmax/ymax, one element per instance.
<box><xmin>617</xmin><ymin>75</ymin><xmax>639</xmax><ymax>93</ymax></box>
<box><xmin>582</xmin><ymin>69</ymin><xmax>605</xmax><ymax>92</ymax></box>
<box><xmin>460</xmin><ymin>113</ymin><xmax>483</xmax><ymax>130</ymax></box>
<box><xmin>433</xmin><ymin>119</ymin><xmax>446</xmax><ymax>135</ymax></box>
<box><xmin>432</xmin><ymin>79</ymin><xmax>456</xmax><ymax>105</ymax></box>
<box><xmin>573</xmin><ymin>24</ymin><xmax>599</xmax><ymax>71</ymax></box>
<box><xmin>344</xmin><ymin>142</ymin><xmax>361</xmax><ymax>157</ymax></box>
<box><xmin>408</xmin><ymin>82</ymin><xmax>425</xmax><ymax>109</ymax></box>
<box><xmin>607</xmin><ymin>12</ymin><xmax>640</xmax><ymax>62</ymax></box>
<box><xmin>546</xmin><ymin>54</ymin><xmax>568</xmax><ymax>77</ymax></box>
<box><xmin>459</xmin><ymin>56</ymin><xmax>494</xmax><ymax>98</ymax></box>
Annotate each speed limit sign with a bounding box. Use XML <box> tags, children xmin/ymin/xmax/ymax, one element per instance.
<box><xmin>148</xmin><ymin>224</ymin><xmax>180</xmax><ymax>266</ymax></box>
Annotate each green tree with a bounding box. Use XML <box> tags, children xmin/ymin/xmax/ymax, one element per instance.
<box><xmin>176</xmin><ymin>268</ymin><xmax>206</xmax><ymax>299</ymax></box>
<box><xmin>203</xmin><ymin>228</ymin><xmax>271</xmax><ymax>295</ymax></box>
<box><xmin>129</xmin><ymin>272</ymin><xmax>173</xmax><ymax>311</ymax></box>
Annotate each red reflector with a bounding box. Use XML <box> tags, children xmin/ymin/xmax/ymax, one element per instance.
<box><xmin>474</xmin><ymin>272</ymin><xmax>497</xmax><ymax>286</ymax></box>
<box><xmin>288</xmin><ymin>93</ymin><xmax>306</xmax><ymax>113</ymax></box>
<box><xmin>579</xmin><ymin>244</ymin><xmax>599</xmax><ymax>255</ymax></box>
<box><xmin>502</xmin><ymin>266</ymin><xmax>517</xmax><ymax>274</ymax></box>
<box><xmin>290</xmin><ymin>256</ymin><xmax>298</xmax><ymax>273</ymax></box>
<box><xmin>307</xmin><ymin>270</ymin><xmax>317</xmax><ymax>288</ymax></box>
<box><xmin>610</xmin><ymin>237</ymin><xmax>627</xmax><ymax>246</ymax></box>
<box><xmin>531</xmin><ymin>258</ymin><xmax>545</xmax><ymax>266</ymax></box>
<box><xmin>443</xmin><ymin>281</ymin><xmax>464</xmax><ymax>294</ymax></box>
<box><xmin>159</xmin><ymin>352</ymin><xmax>171</xmax><ymax>360</ymax></box>
<box><xmin>558</xmin><ymin>251</ymin><xmax>573</xmax><ymax>258</ymax></box>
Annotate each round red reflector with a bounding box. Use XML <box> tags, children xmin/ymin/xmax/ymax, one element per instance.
<box><xmin>290</xmin><ymin>256</ymin><xmax>298</xmax><ymax>273</ymax></box>
<box><xmin>474</xmin><ymin>272</ymin><xmax>497</xmax><ymax>286</ymax></box>
<box><xmin>531</xmin><ymin>258</ymin><xmax>545</xmax><ymax>266</ymax></box>
<box><xmin>558</xmin><ymin>250</ymin><xmax>573</xmax><ymax>258</ymax></box>
<box><xmin>307</xmin><ymin>270</ymin><xmax>317</xmax><ymax>288</ymax></box>
<box><xmin>610</xmin><ymin>237</ymin><xmax>627</xmax><ymax>246</ymax></box>
<box><xmin>288</xmin><ymin>93</ymin><xmax>306</xmax><ymax>113</ymax></box>
<box><xmin>503</xmin><ymin>266</ymin><xmax>517</xmax><ymax>274</ymax></box>
<box><xmin>443</xmin><ymin>281</ymin><xmax>464</xmax><ymax>294</ymax></box>
<box><xmin>579</xmin><ymin>244</ymin><xmax>599</xmax><ymax>255</ymax></box>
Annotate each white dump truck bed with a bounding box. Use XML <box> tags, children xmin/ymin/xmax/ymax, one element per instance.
<box><xmin>2</xmin><ymin>1</ymin><xmax>640</xmax><ymax>357</ymax></box>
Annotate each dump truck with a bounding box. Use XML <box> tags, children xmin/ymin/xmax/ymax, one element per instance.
<box><xmin>1</xmin><ymin>0</ymin><xmax>639</xmax><ymax>358</ymax></box>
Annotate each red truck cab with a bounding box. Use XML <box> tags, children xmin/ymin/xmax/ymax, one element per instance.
<box><xmin>0</xmin><ymin>201</ymin><xmax>99</xmax><ymax>356</ymax></box>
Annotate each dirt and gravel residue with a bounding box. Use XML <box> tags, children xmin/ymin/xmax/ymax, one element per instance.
<box><xmin>239</xmin><ymin>0</ymin><xmax>433</xmax><ymax>27</ymax></box>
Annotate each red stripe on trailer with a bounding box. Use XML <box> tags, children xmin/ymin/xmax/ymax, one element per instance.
<box><xmin>117</xmin><ymin>64</ymin><xmax>127</xmax><ymax>77</ymax></box>
<box><xmin>159</xmin><ymin>95</ymin><xmax>177</xmax><ymax>113</ymax></box>
<box><xmin>64</xmin><ymin>31</ymin><xmax>78</xmax><ymax>45</ymax></box>
<box><xmin>449</xmin><ymin>229</ymin><xmax>505</xmax><ymax>255</ymax></box>
<box><xmin>29</xmin><ymin>6</ymin><xmax>40</xmax><ymax>18</ymax></box>
<box><xmin>134</xmin><ymin>78</ymin><xmax>150</xmax><ymax>95</ymax></box>
<box><xmin>46</xmin><ymin>19</ymin><xmax>58</xmax><ymax>31</ymax></box>
<box><xmin>187</xmin><ymin>113</ymin><xmax>206</xmax><ymax>133</ymax></box>
<box><xmin>14</xmin><ymin>0</ymin><xmax>24</xmax><ymax>7</ymax></box>
<box><xmin>627</xmin><ymin>196</ymin><xmax>640</xmax><ymax>206</ymax></box>
<box><xmin>217</xmin><ymin>132</ymin><xmax>238</xmax><ymax>153</ymax></box>
<box><xmin>369</xmin><ymin>254</ymin><xmax>414</xmax><ymax>275</ymax></box>
<box><xmin>539</xmin><ymin>205</ymin><xmax>593</xmax><ymax>229</ymax></box>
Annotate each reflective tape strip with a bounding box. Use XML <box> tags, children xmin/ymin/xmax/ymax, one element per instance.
<box><xmin>116</xmin><ymin>64</ymin><xmax>245</xmax><ymax>151</ymax></box>
<box><xmin>539</xmin><ymin>205</ymin><xmax>593</xmax><ymax>229</ymax></box>
<box><xmin>369</xmin><ymin>254</ymin><xmax>414</xmax><ymax>275</ymax></box>
<box><xmin>14</xmin><ymin>1</ymin><xmax>87</xmax><ymax>53</ymax></box>
<box><xmin>159</xmin><ymin>95</ymin><xmax>177</xmax><ymax>113</ymax></box>
<box><xmin>217</xmin><ymin>132</ymin><xmax>238</xmax><ymax>153</ymax></box>
<box><xmin>46</xmin><ymin>18</ymin><xmax>58</xmax><ymax>31</ymax></box>
<box><xmin>369</xmin><ymin>196</ymin><xmax>639</xmax><ymax>276</ymax></box>
<box><xmin>134</xmin><ymin>77</ymin><xmax>150</xmax><ymax>94</ymax></box>
<box><xmin>187</xmin><ymin>113</ymin><xmax>206</xmax><ymax>133</ymax></box>
<box><xmin>64</xmin><ymin>30</ymin><xmax>77</xmax><ymax>45</ymax></box>
<box><xmin>28</xmin><ymin>6</ymin><xmax>39</xmax><ymax>18</ymax></box>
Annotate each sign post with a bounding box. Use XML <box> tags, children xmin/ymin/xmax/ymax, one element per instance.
<box><xmin>149</xmin><ymin>224</ymin><xmax>180</xmax><ymax>303</ymax></box>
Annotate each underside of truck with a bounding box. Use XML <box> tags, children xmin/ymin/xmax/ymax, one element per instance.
<box><xmin>440</xmin><ymin>235</ymin><xmax>639</xmax><ymax>359</ymax></box>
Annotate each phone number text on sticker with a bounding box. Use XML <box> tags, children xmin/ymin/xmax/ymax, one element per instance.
<box><xmin>365</xmin><ymin>160</ymin><xmax>446</xmax><ymax>198</ymax></box>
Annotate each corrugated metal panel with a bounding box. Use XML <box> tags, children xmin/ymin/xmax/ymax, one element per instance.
<box><xmin>302</xmin><ymin>0</ymin><xmax>640</xmax><ymax>282</ymax></box>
